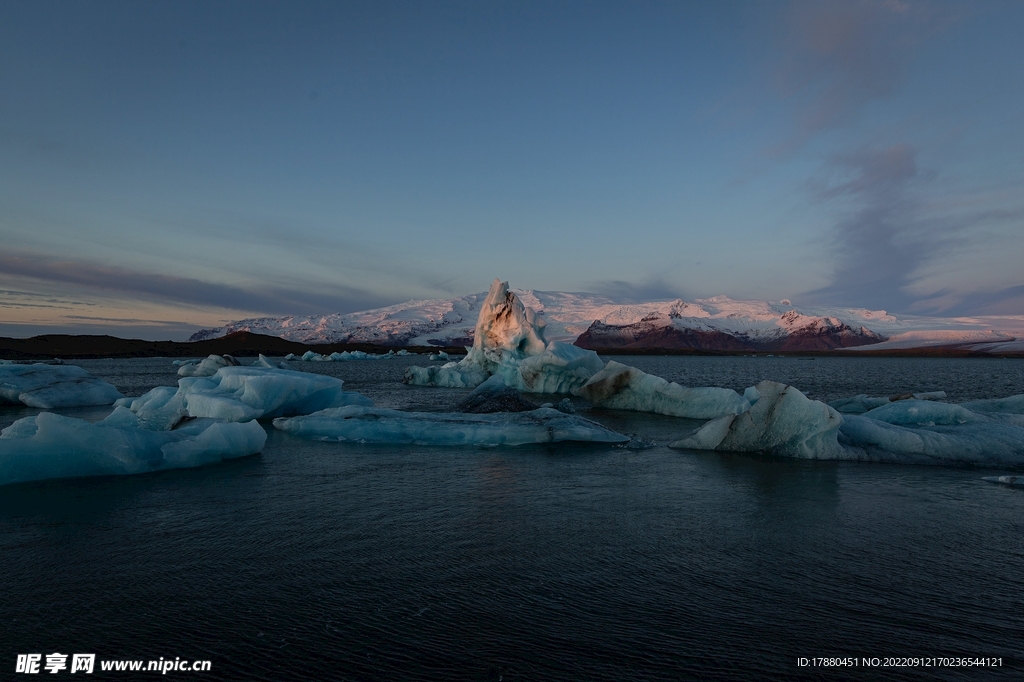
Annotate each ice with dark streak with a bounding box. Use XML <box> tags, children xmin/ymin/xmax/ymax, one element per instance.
<box><xmin>575</xmin><ymin>360</ymin><xmax>750</xmax><ymax>420</ymax></box>
<box><xmin>672</xmin><ymin>382</ymin><xmax>1024</xmax><ymax>466</ymax></box>
<box><xmin>405</xmin><ymin>279</ymin><xmax>604</xmax><ymax>393</ymax></box>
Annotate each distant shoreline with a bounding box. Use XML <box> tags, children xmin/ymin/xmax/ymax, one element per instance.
<box><xmin>1</xmin><ymin>331</ymin><xmax>1022</xmax><ymax>361</ymax></box>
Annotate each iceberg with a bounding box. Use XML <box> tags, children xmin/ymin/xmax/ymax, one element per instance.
<box><xmin>255</xmin><ymin>354</ymin><xmax>292</xmax><ymax>370</ymax></box>
<box><xmin>961</xmin><ymin>394</ymin><xmax>1024</xmax><ymax>415</ymax></box>
<box><xmin>405</xmin><ymin>279</ymin><xmax>604</xmax><ymax>393</ymax></box>
<box><xmin>299</xmin><ymin>349</ymin><xmax>397</xmax><ymax>362</ymax></box>
<box><xmin>576</xmin><ymin>361</ymin><xmax>750</xmax><ymax>420</ymax></box>
<box><xmin>178</xmin><ymin>354</ymin><xmax>239</xmax><ymax>377</ymax></box>
<box><xmin>860</xmin><ymin>400</ymin><xmax>981</xmax><ymax>426</ymax></box>
<box><xmin>828</xmin><ymin>391</ymin><xmax>948</xmax><ymax>414</ymax></box>
<box><xmin>455</xmin><ymin>375</ymin><xmax>538</xmax><ymax>413</ymax></box>
<box><xmin>982</xmin><ymin>475</ymin><xmax>1024</xmax><ymax>487</ymax></box>
<box><xmin>670</xmin><ymin>381</ymin><xmax>845</xmax><ymax>458</ymax></box>
<box><xmin>0</xmin><ymin>407</ymin><xmax>266</xmax><ymax>486</ymax></box>
<box><xmin>0</xmin><ymin>363</ymin><xmax>123</xmax><ymax>408</ymax></box>
<box><xmin>117</xmin><ymin>366</ymin><xmax>372</xmax><ymax>429</ymax></box>
<box><xmin>672</xmin><ymin>382</ymin><xmax>1024</xmax><ymax>466</ymax></box>
<box><xmin>428</xmin><ymin>351</ymin><xmax>451</xmax><ymax>361</ymax></box>
<box><xmin>273</xmin><ymin>405</ymin><xmax>629</xmax><ymax>446</ymax></box>
<box><xmin>837</xmin><ymin>414</ymin><xmax>1024</xmax><ymax>466</ymax></box>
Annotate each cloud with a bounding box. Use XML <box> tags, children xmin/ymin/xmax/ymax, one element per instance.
<box><xmin>805</xmin><ymin>144</ymin><xmax>1024</xmax><ymax>313</ymax></box>
<box><xmin>0</xmin><ymin>252</ymin><xmax>395</xmax><ymax>316</ymax></box>
<box><xmin>770</xmin><ymin>0</ymin><xmax>954</xmax><ymax>152</ymax></box>
<box><xmin>805</xmin><ymin>144</ymin><xmax>927</xmax><ymax>309</ymax></box>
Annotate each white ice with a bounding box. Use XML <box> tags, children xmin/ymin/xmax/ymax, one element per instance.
<box><xmin>178</xmin><ymin>354</ymin><xmax>239</xmax><ymax>377</ymax></box>
<box><xmin>828</xmin><ymin>391</ymin><xmax>948</xmax><ymax>414</ymax></box>
<box><xmin>255</xmin><ymin>354</ymin><xmax>292</xmax><ymax>370</ymax></box>
<box><xmin>576</xmin><ymin>361</ymin><xmax>750</xmax><ymax>420</ymax></box>
<box><xmin>0</xmin><ymin>364</ymin><xmax>123</xmax><ymax>408</ymax></box>
<box><xmin>0</xmin><ymin>407</ymin><xmax>266</xmax><ymax>486</ymax></box>
<box><xmin>982</xmin><ymin>475</ymin><xmax>1024</xmax><ymax>487</ymax></box>
<box><xmin>117</xmin><ymin>366</ymin><xmax>372</xmax><ymax>429</ymax></box>
<box><xmin>405</xmin><ymin>279</ymin><xmax>604</xmax><ymax>393</ymax></box>
<box><xmin>961</xmin><ymin>394</ymin><xmax>1024</xmax><ymax>415</ymax></box>
<box><xmin>837</xmin><ymin>413</ymin><xmax>1024</xmax><ymax>466</ymax></box>
<box><xmin>300</xmin><ymin>349</ymin><xmax>396</xmax><ymax>362</ymax></box>
<box><xmin>672</xmin><ymin>382</ymin><xmax>1024</xmax><ymax>466</ymax></box>
<box><xmin>670</xmin><ymin>381</ymin><xmax>844</xmax><ymax>458</ymax></box>
<box><xmin>273</xmin><ymin>405</ymin><xmax>629</xmax><ymax>446</ymax></box>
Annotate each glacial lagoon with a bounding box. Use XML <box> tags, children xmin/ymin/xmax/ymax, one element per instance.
<box><xmin>2</xmin><ymin>355</ymin><xmax>1023</xmax><ymax>680</ymax></box>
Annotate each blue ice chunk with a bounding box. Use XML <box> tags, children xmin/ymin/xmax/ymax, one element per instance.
<box><xmin>119</xmin><ymin>366</ymin><xmax>372</xmax><ymax>429</ymax></box>
<box><xmin>273</xmin><ymin>405</ymin><xmax>630</xmax><ymax>446</ymax></box>
<box><xmin>0</xmin><ymin>408</ymin><xmax>266</xmax><ymax>486</ymax></box>
<box><xmin>0</xmin><ymin>364</ymin><xmax>123</xmax><ymax>408</ymax></box>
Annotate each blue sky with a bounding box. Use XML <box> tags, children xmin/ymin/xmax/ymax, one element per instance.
<box><xmin>1</xmin><ymin>0</ymin><xmax>1022</xmax><ymax>339</ymax></box>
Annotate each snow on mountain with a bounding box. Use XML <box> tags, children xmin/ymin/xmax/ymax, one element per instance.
<box><xmin>188</xmin><ymin>288</ymin><xmax>1023</xmax><ymax>353</ymax></box>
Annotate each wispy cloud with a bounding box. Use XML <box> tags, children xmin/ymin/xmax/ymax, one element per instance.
<box><xmin>0</xmin><ymin>252</ymin><xmax>395</xmax><ymax>316</ymax></box>
<box><xmin>806</xmin><ymin>144</ymin><xmax>1024</xmax><ymax>312</ymax></box>
<box><xmin>770</xmin><ymin>0</ymin><xmax>954</xmax><ymax>153</ymax></box>
<box><xmin>806</xmin><ymin>144</ymin><xmax>926</xmax><ymax>310</ymax></box>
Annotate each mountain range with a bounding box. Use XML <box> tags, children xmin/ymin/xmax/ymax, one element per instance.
<box><xmin>188</xmin><ymin>289</ymin><xmax>1024</xmax><ymax>355</ymax></box>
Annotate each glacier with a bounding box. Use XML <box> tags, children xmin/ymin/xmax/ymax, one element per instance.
<box><xmin>575</xmin><ymin>361</ymin><xmax>750</xmax><ymax>420</ymax></box>
<box><xmin>405</xmin><ymin>279</ymin><xmax>604</xmax><ymax>393</ymax></box>
<box><xmin>273</xmin><ymin>405</ymin><xmax>629</xmax><ymax>446</ymax></box>
<box><xmin>0</xmin><ymin>363</ymin><xmax>123</xmax><ymax>408</ymax></box>
<box><xmin>117</xmin><ymin>366</ymin><xmax>372</xmax><ymax>430</ymax></box>
<box><xmin>0</xmin><ymin>407</ymin><xmax>266</xmax><ymax>486</ymax></box>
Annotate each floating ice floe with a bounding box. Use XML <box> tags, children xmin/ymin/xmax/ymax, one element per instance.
<box><xmin>405</xmin><ymin>279</ymin><xmax>604</xmax><ymax>393</ymax></box>
<box><xmin>828</xmin><ymin>391</ymin><xmax>947</xmax><ymax>414</ymax></box>
<box><xmin>273</xmin><ymin>405</ymin><xmax>629</xmax><ymax>446</ymax></box>
<box><xmin>982</xmin><ymin>475</ymin><xmax>1024</xmax><ymax>487</ymax></box>
<box><xmin>299</xmin><ymin>349</ymin><xmax>400</xmax><ymax>362</ymax></box>
<box><xmin>254</xmin><ymin>354</ymin><xmax>292</xmax><ymax>370</ymax></box>
<box><xmin>575</xmin><ymin>361</ymin><xmax>750</xmax><ymax>420</ymax></box>
<box><xmin>0</xmin><ymin>364</ymin><xmax>123</xmax><ymax>408</ymax></box>
<box><xmin>117</xmin><ymin>366</ymin><xmax>372</xmax><ymax>430</ymax></box>
<box><xmin>670</xmin><ymin>381</ymin><xmax>844</xmax><ymax>458</ymax></box>
<box><xmin>428</xmin><ymin>351</ymin><xmax>451</xmax><ymax>361</ymax></box>
<box><xmin>961</xmin><ymin>394</ymin><xmax>1024</xmax><ymax>415</ymax></box>
<box><xmin>672</xmin><ymin>382</ymin><xmax>1024</xmax><ymax>466</ymax></box>
<box><xmin>0</xmin><ymin>407</ymin><xmax>266</xmax><ymax>486</ymax></box>
<box><xmin>178</xmin><ymin>354</ymin><xmax>239</xmax><ymax>377</ymax></box>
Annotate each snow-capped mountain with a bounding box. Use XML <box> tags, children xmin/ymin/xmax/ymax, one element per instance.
<box><xmin>189</xmin><ymin>286</ymin><xmax>1024</xmax><ymax>353</ymax></box>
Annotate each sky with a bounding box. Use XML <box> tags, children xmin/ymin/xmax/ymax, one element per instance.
<box><xmin>1</xmin><ymin>0</ymin><xmax>1022</xmax><ymax>340</ymax></box>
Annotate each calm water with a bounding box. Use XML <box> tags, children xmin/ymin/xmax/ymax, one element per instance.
<box><xmin>2</xmin><ymin>356</ymin><xmax>1023</xmax><ymax>680</ymax></box>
